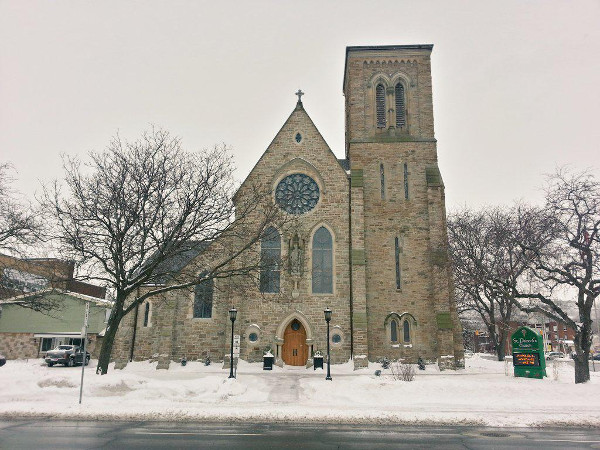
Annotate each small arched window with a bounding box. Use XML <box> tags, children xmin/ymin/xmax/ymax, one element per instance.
<box><xmin>380</xmin><ymin>163</ymin><xmax>385</xmax><ymax>200</ymax></box>
<box><xmin>395</xmin><ymin>83</ymin><xmax>406</xmax><ymax>129</ymax></box>
<box><xmin>376</xmin><ymin>84</ymin><xmax>386</xmax><ymax>128</ymax></box>
<box><xmin>395</xmin><ymin>237</ymin><xmax>401</xmax><ymax>290</ymax></box>
<box><xmin>143</xmin><ymin>302</ymin><xmax>150</xmax><ymax>327</ymax></box>
<box><xmin>193</xmin><ymin>275</ymin><xmax>214</xmax><ymax>318</ymax></box>
<box><xmin>260</xmin><ymin>227</ymin><xmax>281</xmax><ymax>293</ymax></box>
<box><xmin>390</xmin><ymin>320</ymin><xmax>398</xmax><ymax>343</ymax></box>
<box><xmin>403</xmin><ymin>320</ymin><xmax>411</xmax><ymax>343</ymax></box>
<box><xmin>312</xmin><ymin>226</ymin><xmax>333</xmax><ymax>294</ymax></box>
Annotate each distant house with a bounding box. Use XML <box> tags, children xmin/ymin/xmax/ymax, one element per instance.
<box><xmin>0</xmin><ymin>254</ymin><xmax>110</xmax><ymax>359</ymax></box>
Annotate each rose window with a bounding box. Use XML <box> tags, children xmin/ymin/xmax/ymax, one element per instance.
<box><xmin>275</xmin><ymin>173</ymin><xmax>320</xmax><ymax>215</ymax></box>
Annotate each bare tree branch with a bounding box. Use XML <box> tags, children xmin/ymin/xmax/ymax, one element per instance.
<box><xmin>42</xmin><ymin>127</ymin><xmax>286</xmax><ymax>374</ymax></box>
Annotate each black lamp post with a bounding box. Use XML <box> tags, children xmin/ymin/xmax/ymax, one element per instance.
<box><xmin>324</xmin><ymin>307</ymin><xmax>332</xmax><ymax>381</ymax></box>
<box><xmin>229</xmin><ymin>308</ymin><xmax>237</xmax><ymax>379</ymax></box>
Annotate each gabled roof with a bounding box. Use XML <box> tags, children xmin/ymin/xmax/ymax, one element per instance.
<box><xmin>0</xmin><ymin>289</ymin><xmax>112</xmax><ymax>307</ymax></box>
<box><xmin>148</xmin><ymin>241</ymin><xmax>209</xmax><ymax>284</ymax></box>
<box><xmin>235</xmin><ymin>101</ymin><xmax>347</xmax><ymax>200</ymax></box>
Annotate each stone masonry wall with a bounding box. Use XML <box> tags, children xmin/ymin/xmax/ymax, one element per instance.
<box><xmin>345</xmin><ymin>46</ymin><xmax>462</xmax><ymax>365</ymax></box>
<box><xmin>113</xmin><ymin>103</ymin><xmax>353</xmax><ymax>367</ymax></box>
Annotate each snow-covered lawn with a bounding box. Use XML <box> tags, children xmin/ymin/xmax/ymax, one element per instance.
<box><xmin>1</xmin><ymin>354</ymin><xmax>599</xmax><ymax>427</ymax></box>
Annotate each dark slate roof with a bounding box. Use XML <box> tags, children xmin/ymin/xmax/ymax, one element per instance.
<box><xmin>338</xmin><ymin>158</ymin><xmax>350</xmax><ymax>171</ymax></box>
<box><xmin>149</xmin><ymin>241</ymin><xmax>209</xmax><ymax>284</ymax></box>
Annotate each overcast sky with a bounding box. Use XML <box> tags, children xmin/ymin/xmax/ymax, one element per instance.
<box><xmin>1</xmin><ymin>1</ymin><xmax>599</xmax><ymax>210</ymax></box>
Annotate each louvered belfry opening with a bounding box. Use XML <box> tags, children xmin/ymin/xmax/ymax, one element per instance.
<box><xmin>395</xmin><ymin>83</ymin><xmax>406</xmax><ymax>129</ymax></box>
<box><xmin>376</xmin><ymin>84</ymin><xmax>386</xmax><ymax>128</ymax></box>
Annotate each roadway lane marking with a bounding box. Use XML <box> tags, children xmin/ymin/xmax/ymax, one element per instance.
<box><xmin>534</xmin><ymin>439</ymin><xmax>600</xmax><ymax>444</ymax></box>
<box><xmin>138</xmin><ymin>432</ymin><xmax>262</xmax><ymax>436</ymax></box>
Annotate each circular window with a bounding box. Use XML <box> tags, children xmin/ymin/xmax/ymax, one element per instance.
<box><xmin>291</xmin><ymin>320</ymin><xmax>300</xmax><ymax>331</ymax></box>
<box><xmin>248</xmin><ymin>332</ymin><xmax>258</xmax><ymax>342</ymax></box>
<box><xmin>275</xmin><ymin>173</ymin><xmax>320</xmax><ymax>215</ymax></box>
<box><xmin>295</xmin><ymin>133</ymin><xmax>302</xmax><ymax>143</ymax></box>
<box><xmin>332</xmin><ymin>334</ymin><xmax>342</xmax><ymax>343</ymax></box>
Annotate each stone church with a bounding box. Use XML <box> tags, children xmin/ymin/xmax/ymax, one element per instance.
<box><xmin>113</xmin><ymin>45</ymin><xmax>464</xmax><ymax>370</ymax></box>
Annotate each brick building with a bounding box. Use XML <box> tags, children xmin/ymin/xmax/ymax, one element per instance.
<box><xmin>113</xmin><ymin>45</ymin><xmax>463</xmax><ymax>370</ymax></box>
<box><xmin>504</xmin><ymin>321</ymin><xmax>576</xmax><ymax>355</ymax></box>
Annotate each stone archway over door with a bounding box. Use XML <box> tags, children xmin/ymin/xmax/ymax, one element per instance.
<box><xmin>282</xmin><ymin>319</ymin><xmax>308</xmax><ymax>366</ymax></box>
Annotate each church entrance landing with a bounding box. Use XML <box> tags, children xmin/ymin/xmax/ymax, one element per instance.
<box><xmin>282</xmin><ymin>319</ymin><xmax>308</xmax><ymax>366</ymax></box>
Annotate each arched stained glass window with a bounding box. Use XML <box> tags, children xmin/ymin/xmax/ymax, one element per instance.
<box><xmin>395</xmin><ymin>83</ymin><xmax>406</xmax><ymax>129</ymax></box>
<box><xmin>376</xmin><ymin>84</ymin><xmax>386</xmax><ymax>128</ymax></box>
<box><xmin>260</xmin><ymin>227</ymin><xmax>281</xmax><ymax>293</ymax></box>
<box><xmin>312</xmin><ymin>226</ymin><xmax>333</xmax><ymax>294</ymax></box>
<box><xmin>391</xmin><ymin>320</ymin><xmax>398</xmax><ymax>343</ymax></box>
<box><xmin>193</xmin><ymin>275</ymin><xmax>214</xmax><ymax>318</ymax></box>
<box><xmin>403</xmin><ymin>320</ymin><xmax>411</xmax><ymax>343</ymax></box>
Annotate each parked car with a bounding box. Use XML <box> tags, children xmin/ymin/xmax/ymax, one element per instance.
<box><xmin>592</xmin><ymin>353</ymin><xmax>600</xmax><ymax>361</ymax></box>
<box><xmin>545</xmin><ymin>351</ymin><xmax>566</xmax><ymax>360</ymax></box>
<box><xmin>45</xmin><ymin>345</ymin><xmax>90</xmax><ymax>367</ymax></box>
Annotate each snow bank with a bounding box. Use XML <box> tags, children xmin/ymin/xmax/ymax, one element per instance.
<box><xmin>1</xmin><ymin>355</ymin><xmax>599</xmax><ymax>427</ymax></box>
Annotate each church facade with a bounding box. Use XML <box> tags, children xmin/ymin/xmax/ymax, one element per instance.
<box><xmin>113</xmin><ymin>45</ymin><xmax>464</xmax><ymax>370</ymax></box>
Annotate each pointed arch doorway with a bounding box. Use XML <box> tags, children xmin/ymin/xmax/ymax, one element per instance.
<box><xmin>282</xmin><ymin>319</ymin><xmax>308</xmax><ymax>366</ymax></box>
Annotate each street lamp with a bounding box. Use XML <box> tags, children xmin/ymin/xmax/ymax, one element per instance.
<box><xmin>229</xmin><ymin>308</ymin><xmax>237</xmax><ymax>379</ymax></box>
<box><xmin>324</xmin><ymin>307</ymin><xmax>332</xmax><ymax>381</ymax></box>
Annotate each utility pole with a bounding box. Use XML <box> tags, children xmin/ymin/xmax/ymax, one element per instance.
<box><xmin>79</xmin><ymin>301</ymin><xmax>90</xmax><ymax>404</ymax></box>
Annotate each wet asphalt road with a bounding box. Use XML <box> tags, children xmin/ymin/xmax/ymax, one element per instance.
<box><xmin>2</xmin><ymin>420</ymin><xmax>600</xmax><ymax>449</ymax></box>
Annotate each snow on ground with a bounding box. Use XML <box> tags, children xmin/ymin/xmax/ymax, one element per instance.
<box><xmin>1</xmin><ymin>354</ymin><xmax>599</xmax><ymax>427</ymax></box>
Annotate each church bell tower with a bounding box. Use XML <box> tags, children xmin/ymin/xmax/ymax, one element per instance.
<box><xmin>344</xmin><ymin>45</ymin><xmax>463</xmax><ymax>368</ymax></box>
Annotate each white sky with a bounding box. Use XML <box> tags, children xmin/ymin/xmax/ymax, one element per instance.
<box><xmin>1</xmin><ymin>0</ymin><xmax>599</xmax><ymax>210</ymax></box>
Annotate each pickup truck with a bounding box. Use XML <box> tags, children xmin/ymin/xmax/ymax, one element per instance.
<box><xmin>45</xmin><ymin>345</ymin><xmax>90</xmax><ymax>367</ymax></box>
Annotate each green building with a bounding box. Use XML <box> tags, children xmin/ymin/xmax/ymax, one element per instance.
<box><xmin>0</xmin><ymin>291</ymin><xmax>111</xmax><ymax>359</ymax></box>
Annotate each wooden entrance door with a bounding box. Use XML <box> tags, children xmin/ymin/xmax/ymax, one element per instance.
<box><xmin>282</xmin><ymin>319</ymin><xmax>308</xmax><ymax>366</ymax></box>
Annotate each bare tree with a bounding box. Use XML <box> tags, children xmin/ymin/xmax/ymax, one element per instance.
<box><xmin>42</xmin><ymin>128</ymin><xmax>283</xmax><ymax>374</ymax></box>
<box><xmin>508</xmin><ymin>169</ymin><xmax>600</xmax><ymax>384</ymax></box>
<box><xmin>0</xmin><ymin>163</ymin><xmax>40</xmax><ymax>253</ymax></box>
<box><xmin>449</xmin><ymin>207</ymin><xmax>538</xmax><ymax>360</ymax></box>
<box><xmin>0</xmin><ymin>164</ymin><xmax>60</xmax><ymax>312</ymax></box>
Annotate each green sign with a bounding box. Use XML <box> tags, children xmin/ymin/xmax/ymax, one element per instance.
<box><xmin>511</xmin><ymin>326</ymin><xmax>546</xmax><ymax>379</ymax></box>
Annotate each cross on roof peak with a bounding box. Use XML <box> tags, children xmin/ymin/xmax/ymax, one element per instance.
<box><xmin>295</xmin><ymin>89</ymin><xmax>304</xmax><ymax>104</ymax></box>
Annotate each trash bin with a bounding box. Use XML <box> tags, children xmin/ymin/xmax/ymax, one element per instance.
<box><xmin>313</xmin><ymin>355</ymin><xmax>324</xmax><ymax>370</ymax></box>
<box><xmin>263</xmin><ymin>355</ymin><xmax>274</xmax><ymax>370</ymax></box>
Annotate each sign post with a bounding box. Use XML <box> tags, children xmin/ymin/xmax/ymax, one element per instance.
<box><xmin>233</xmin><ymin>335</ymin><xmax>240</xmax><ymax>377</ymax></box>
<box><xmin>511</xmin><ymin>326</ymin><xmax>546</xmax><ymax>379</ymax></box>
<box><xmin>79</xmin><ymin>301</ymin><xmax>90</xmax><ymax>404</ymax></box>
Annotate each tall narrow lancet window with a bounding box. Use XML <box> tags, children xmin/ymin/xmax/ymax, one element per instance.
<box><xmin>403</xmin><ymin>320</ymin><xmax>411</xmax><ymax>343</ymax></box>
<box><xmin>312</xmin><ymin>226</ymin><xmax>333</xmax><ymax>294</ymax></box>
<box><xmin>143</xmin><ymin>302</ymin><xmax>150</xmax><ymax>327</ymax></box>
<box><xmin>404</xmin><ymin>163</ymin><xmax>409</xmax><ymax>200</ymax></box>
<box><xmin>395</xmin><ymin>83</ymin><xmax>406</xmax><ymax>129</ymax></box>
<box><xmin>193</xmin><ymin>275</ymin><xmax>214</xmax><ymax>318</ymax></box>
<box><xmin>260</xmin><ymin>227</ymin><xmax>281</xmax><ymax>293</ymax></box>
<box><xmin>395</xmin><ymin>237</ymin><xmax>401</xmax><ymax>290</ymax></box>
<box><xmin>390</xmin><ymin>320</ymin><xmax>398</xmax><ymax>343</ymax></box>
<box><xmin>376</xmin><ymin>84</ymin><xmax>386</xmax><ymax>128</ymax></box>
<box><xmin>380</xmin><ymin>163</ymin><xmax>385</xmax><ymax>200</ymax></box>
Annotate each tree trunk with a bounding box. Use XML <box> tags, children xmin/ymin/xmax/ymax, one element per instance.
<box><xmin>573</xmin><ymin>324</ymin><xmax>592</xmax><ymax>384</ymax></box>
<box><xmin>574</xmin><ymin>352</ymin><xmax>590</xmax><ymax>384</ymax></box>
<box><xmin>96</xmin><ymin>310</ymin><xmax>124</xmax><ymax>375</ymax></box>
<box><xmin>497</xmin><ymin>331</ymin><xmax>507</xmax><ymax>361</ymax></box>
